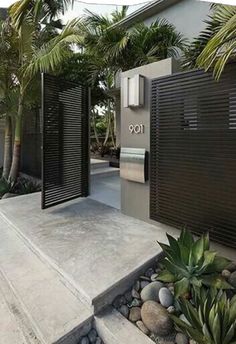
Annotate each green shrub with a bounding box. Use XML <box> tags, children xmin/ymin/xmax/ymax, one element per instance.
<box><xmin>0</xmin><ymin>177</ymin><xmax>15</xmax><ymax>197</ymax></box>
<box><xmin>157</xmin><ymin>229</ymin><xmax>232</xmax><ymax>297</ymax></box>
<box><xmin>171</xmin><ymin>288</ymin><xmax>236</xmax><ymax>344</ymax></box>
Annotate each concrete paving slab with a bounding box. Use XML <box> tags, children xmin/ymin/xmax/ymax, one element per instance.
<box><xmin>0</xmin><ymin>218</ymin><xmax>92</xmax><ymax>344</ymax></box>
<box><xmin>0</xmin><ymin>193</ymin><xmax>177</xmax><ymax>311</ymax></box>
<box><xmin>89</xmin><ymin>175</ymin><xmax>121</xmax><ymax>209</ymax></box>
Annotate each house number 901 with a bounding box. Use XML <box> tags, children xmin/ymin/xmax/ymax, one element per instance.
<box><xmin>129</xmin><ymin>124</ymin><xmax>145</xmax><ymax>134</ymax></box>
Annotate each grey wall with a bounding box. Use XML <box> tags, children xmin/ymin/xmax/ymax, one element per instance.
<box><xmin>143</xmin><ymin>0</ymin><xmax>211</xmax><ymax>40</ymax></box>
<box><xmin>120</xmin><ymin>58</ymin><xmax>180</xmax><ymax>222</ymax></box>
<box><xmin>0</xmin><ymin>119</ymin><xmax>5</xmax><ymax>168</ymax></box>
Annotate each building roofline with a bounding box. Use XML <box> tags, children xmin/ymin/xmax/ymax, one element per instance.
<box><xmin>112</xmin><ymin>0</ymin><xmax>181</xmax><ymax>29</ymax></box>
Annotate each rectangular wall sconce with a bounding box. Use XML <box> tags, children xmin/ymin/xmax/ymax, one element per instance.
<box><xmin>123</xmin><ymin>74</ymin><xmax>145</xmax><ymax>108</ymax></box>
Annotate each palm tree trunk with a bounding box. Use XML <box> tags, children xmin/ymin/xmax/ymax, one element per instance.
<box><xmin>92</xmin><ymin>109</ymin><xmax>100</xmax><ymax>145</ymax></box>
<box><xmin>2</xmin><ymin>115</ymin><xmax>12</xmax><ymax>179</ymax></box>
<box><xmin>103</xmin><ymin>100</ymin><xmax>111</xmax><ymax>145</ymax></box>
<box><xmin>8</xmin><ymin>97</ymin><xmax>23</xmax><ymax>182</ymax></box>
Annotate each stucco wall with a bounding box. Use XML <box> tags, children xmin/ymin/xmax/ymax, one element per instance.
<box><xmin>120</xmin><ymin>58</ymin><xmax>180</xmax><ymax>222</ymax></box>
<box><xmin>143</xmin><ymin>0</ymin><xmax>211</xmax><ymax>40</ymax></box>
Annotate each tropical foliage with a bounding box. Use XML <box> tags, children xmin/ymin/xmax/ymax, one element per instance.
<box><xmin>157</xmin><ymin>229</ymin><xmax>232</xmax><ymax>297</ymax></box>
<box><xmin>183</xmin><ymin>4</ymin><xmax>236</xmax><ymax>80</ymax></box>
<box><xmin>172</xmin><ymin>288</ymin><xmax>236</xmax><ymax>344</ymax></box>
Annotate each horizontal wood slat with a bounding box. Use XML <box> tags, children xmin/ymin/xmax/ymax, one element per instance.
<box><xmin>150</xmin><ymin>64</ymin><xmax>236</xmax><ymax>248</ymax></box>
<box><xmin>41</xmin><ymin>74</ymin><xmax>89</xmax><ymax>209</ymax></box>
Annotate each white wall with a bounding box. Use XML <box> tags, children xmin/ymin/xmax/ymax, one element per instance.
<box><xmin>143</xmin><ymin>0</ymin><xmax>211</xmax><ymax>40</ymax></box>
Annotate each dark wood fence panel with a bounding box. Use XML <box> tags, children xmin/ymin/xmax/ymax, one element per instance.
<box><xmin>150</xmin><ymin>64</ymin><xmax>236</xmax><ymax>248</ymax></box>
<box><xmin>41</xmin><ymin>74</ymin><xmax>89</xmax><ymax>209</ymax></box>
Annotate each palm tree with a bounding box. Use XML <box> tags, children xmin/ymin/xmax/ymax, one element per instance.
<box><xmin>197</xmin><ymin>4</ymin><xmax>236</xmax><ymax>80</ymax></box>
<box><xmin>6</xmin><ymin>9</ymin><xmax>82</xmax><ymax>181</ymax></box>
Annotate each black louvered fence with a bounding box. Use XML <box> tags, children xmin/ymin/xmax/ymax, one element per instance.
<box><xmin>41</xmin><ymin>74</ymin><xmax>89</xmax><ymax>209</ymax></box>
<box><xmin>150</xmin><ymin>64</ymin><xmax>236</xmax><ymax>248</ymax></box>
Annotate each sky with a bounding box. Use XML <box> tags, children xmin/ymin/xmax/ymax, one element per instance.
<box><xmin>1</xmin><ymin>0</ymin><xmax>144</xmax><ymax>20</ymax></box>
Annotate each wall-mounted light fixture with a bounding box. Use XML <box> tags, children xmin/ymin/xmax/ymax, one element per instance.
<box><xmin>123</xmin><ymin>74</ymin><xmax>145</xmax><ymax>108</ymax></box>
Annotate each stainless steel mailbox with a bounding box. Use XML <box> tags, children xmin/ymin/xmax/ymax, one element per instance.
<box><xmin>120</xmin><ymin>147</ymin><xmax>147</xmax><ymax>183</ymax></box>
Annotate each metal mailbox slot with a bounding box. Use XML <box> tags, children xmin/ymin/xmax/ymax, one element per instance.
<box><xmin>120</xmin><ymin>147</ymin><xmax>147</xmax><ymax>183</ymax></box>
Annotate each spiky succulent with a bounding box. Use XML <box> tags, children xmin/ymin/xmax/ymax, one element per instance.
<box><xmin>157</xmin><ymin>229</ymin><xmax>232</xmax><ymax>297</ymax></box>
<box><xmin>171</xmin><ymin>288</ymin><xmax>236</xmax><ymax>344</ymax></box>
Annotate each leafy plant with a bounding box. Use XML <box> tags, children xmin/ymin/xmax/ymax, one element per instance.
<box><xmin>157</xmin><ymin>229</ymin><xmax>232</xmax><ymax>297</ymax></box>
<box><xmin>14</xmin><ymin>178</ymin><xmax>41</xmax><ymax>195</ymax></box>
<box><xmin>0</xmin><ymin>177</ymin><xmax>15</xmax><ymax>197</ymax></box>
<box><xmin>171</xmin><ymin>288</ymin><xmax>236</xmax><ymax>344</ymax></box>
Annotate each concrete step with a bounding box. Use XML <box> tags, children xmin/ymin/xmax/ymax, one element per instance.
<box><xmin>95</xmin><ymin>307</ymin><xmax>154</xmax><ymax>344</ymax></box>
<box><xmin>91</xmin><ymin>159</ymin><xmax>109</xmax><ymax>170</ymax></box>
<box><xmin>0</xmin><ymin>217</ymin><xmax>93</xmax><ymax>344</ymax></box>
<box><xmin>91</xmin><ymin>167</ymin><xmax>120</xmax><ymax>177</ymax></box>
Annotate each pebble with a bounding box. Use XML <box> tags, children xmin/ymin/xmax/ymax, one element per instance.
<box><xmin>133</xmin><ymin>280</ymin><xmax>141</xmax><ymax>291</ymax></box>
<box><xmin>175</xmin><ymin>333</ymin><xmax>188</xmax><ymax>344</ymax></box>
<box><xmin>125</xmin><ymin>291</ymin><xmax>133</xmax><ymax>303</ymax></box>
<box><xmin>189</xmin><ymin>340</ymin><xmax>197</xmax><ymax>344</ymax></box>
<box><xmin>159</xmin><ymin>287</ymin><xmax>174</xmax><ymax>308</ymax></box>
<box><xmin>80</xmin><ymin>337</ymin><xmax>89</xmax><ymax>344</ymax></box>
<box><xmin>95</xmin><ymin>339</ymin><xmax>102</xmax><ymax>344</ymax></box>
<box><xmin>130</xmin><ymin>298</ymin><xmax>142</xmax><ymax>307</ymax></box>
<box><xmin>129</xmin><ymin>307</ymin><xmax>141</xmax><ymax>322</ymax></box>
<box><xmin>167</xmin><ymin>306</ymin><xmax>175</xmax><ymax>314</ymax></box>
<box><xmin>141</xmin><ymin>301</ymin><xmax>173</xmax><ymax>336</ymax></box>
<box><xmin>145</xmin><ymin>268</ymin><xmax>155</xmax><ymax>278</ymax></box>
<box><xmin>136</xmin><ymin>320</ymin><xmax>150</xmax><ymax>335</ymax></box>
<box><xmin>140</xmin><ymin>281</ymin><xmax>150</xmax><ymax>289</ymax></box>
<box><xmin>119</xmin><ymin>305</ymin><xmax>129</xmax><ymax>318</ymax></box>
<box><xmin>140</xmin><ymin>275</ymin><xmax>150</xmax><ymax>281</ymax></box>
<box><xmin>88</xmin><ymin>329</ymin><xmax>97</xmax><ymax>343</ymax></box>
<box><xmin>229</xmin><ymin>271</ymin><xmax>236</xmax><ymax>288</ymax></box>
<box><xmin>141</xmin><ymin>281</ymin><xmax>164</xmax><ymax>302</ymax></box>
<box><xmin>151</xmin><ymin>273</ymin><xmax>159</xmax><ymax>281</ymax></box>
<box><xmin>132</xmin><ymin>288</ymin><xmax>141</xmax><ymax>299</ymax></box>
<box><xmin>222</xmin><ymin>269</ymin><xmax>231</xmax><ymax>279</ymax></box>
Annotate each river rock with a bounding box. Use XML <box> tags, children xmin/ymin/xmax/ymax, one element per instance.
<box><xmin>141</xmin><ymin>281</ymin><xmax>164</xmax><ymax>302</ymax></box>
<box><xmin>131</xmin><ymin>298</ymin><xmax>142</xmax><ymax>307</ymax></box>
<box><xmin>167</xmin><ymin>306</ymin><xmax>175</xmax><ymax>314</ymax></box>
<box><xmin>113</xmin><ymin>295</ymin><xmax>126</xmax><ymax>308</ymax></box>
<box><xmin>136</xmin><ymin>320</ymin><xmax>150</xmax><ymax>335</ymax></box>
<box><xmin>80</xmin><ymin>337</ymin><xmax>89</xmax><ymax>344</ymax></box>
<box><xmin>95</xmin><ymin>339</ymin><xmax>102</xmax><ymax>344</ymax></box>
<box><xmin>125</xmin><ymin>291</ymin><xmax>133</xmax><ymax>303</ymax></box>
<box><xmin>129</xmin><ymin>307</ymin><xmax>141</xmax><ymax>322</ymax></box>
<box><xmin>132</xmin><ymin>288</ymin><xmax>141</xmax><ymax>299</ymax></box>
<box><xmin>88</xmin><ymin>329</ymin><xmax>97</xmax><ymax>343</ymax></box>
<box><xmin>140</xmin><ymin>281</ymin><xmax>149</xmax><ymax>289</ymax></box>
<box><xmin>151</xmin><ymin>273</ymin><xmax>159</xmax><ymax>281</ymax></box>
<box><xmin>141</xmin><ymin>301</ymin><xmax>173</xmax><ymax>336</ymax></box>
<box><xmin>175</xmin><ymin>333</ymin><xmax>189</xmax><ymax>344</ymax></box>
<box><xmin>227</xmin><ymin>262</ymin><xmax>236</xmax><ymax>272</ymax></box>
<box><xmin>145</xmin><ymin>268</ymin><xmax>155</xmax><ymax>278</ymax></box>
<box><xmin>159</xmin><ymin>287</ymin><xmax>174</xmax><ymax>308</ymax></box>
<box><xmin>229</xmin><ymin>271</ymin><xmax>236</xmax><ymax>288</ymax></box>
<box><xmin>119</xmin><ymin>305</ymin><xmax>129</xmax><ymax>318</ymax></box>
<box><xmin>2</xmin><ymin>192</ymin><xmax>18</xmax><ymax>199</ymax></box>
<box><xmin>133</xmin><ymin>280</ymin><xmax>141</xmax><ymax>291</ymax></box>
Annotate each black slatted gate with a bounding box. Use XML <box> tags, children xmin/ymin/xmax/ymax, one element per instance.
<box><xmin>150</xmin><ymin>65</ymin><xmax>236</xmax><ymax>248</ymax></box>
<box><xmin>41</xmin><ymin>74</ymin><xmax>89</xmax><ymax>209</ymax></box>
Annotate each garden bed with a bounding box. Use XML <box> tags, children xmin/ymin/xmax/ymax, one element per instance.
<box><xmin>113</xmin><ymin>230</ymin><xmax>236</xmax><ymax>344</ymax></box>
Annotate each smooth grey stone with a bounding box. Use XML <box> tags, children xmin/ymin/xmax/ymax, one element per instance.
<box><xmin>88</xmin><ymin>329</ymin><xmax>97</xmax><ymax>343</ymax></box>
<box><xmin>131</xmin><ymin>298</ymin><xmax>142</xmax><ymax>307</ymax></box>
<box><xmin>222</xmin><ymin>269</ymin><xmax>231</xmax><ymax>279</ymax></box>
<box><xmin>141</xmin><ymin>301</ymin><xmax>173</xmax><ymax>336</ymax></box>
<box><xmin>132</xmin><ymin>288</ymin><xmax>141</xmax><ymax>299</ymax></box>
<box><xmin>159</xmin><ymin>287</ymin><xmax>174</xmax><ymax>308</ymax></box>
<box><xmin>125</xmin><ymin>291</ymin><xmax>133</xmax><ymax>303</ymax></box>
<box><xmin>113</xmin><ymin>295</ymin><xmax>126</xmax><ymax>308</ymax></box>
<box><xmin>175</xmin><ymin>333</ymin><xmax>189</xmax><ymax>344</ymax></box>
<box><xmin>145</xmin><ymin>268</ymin><xmax>155</xmax><ymax>278</ymax></box>
<box><xmin>133</xmin><ymin>280</ymin><xmax>141</xmax><ymax>291</ymax></box>
<box><xmin>140</xmin><ymin>281</ymin><xmax>150</xmax><ymax>289</ymax></box>
<box><xmin>167</xmin><ymin>306</ymin><xmax>175</xmax><ymax>314</ymax></box>
<box><xmin>227</xmin><ymin>262</ymin><xmax>236</xmax><ymax>272</ymax></box>
<box><xmin>141</xmin><ymin>281</ymin><xmax>164</xmax><ymax>302</ymax></box>
<box><xmin>80</xmin><ymin>337</ymin><xmax>89</xmax><ymax>344</ymax></box>
<box><xmin>95</xmin><ymin>339</ymin><xmax>102</xmax><ymax>344</ymax></box>
<box><xmin>151</xmin><ymin>273</ymin><xmax>159</xmax><ymax>281</ymax></box>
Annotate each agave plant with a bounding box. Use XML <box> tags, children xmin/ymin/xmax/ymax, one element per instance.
<box><xmin>157</xmin><ymin>229</ymin><xmax>232</xmax><ymax>297</ymax></box>
<box><xmin>171</xmin><ymin>288</ymin><xmax>236</xmax><ymax>344</ymax></box>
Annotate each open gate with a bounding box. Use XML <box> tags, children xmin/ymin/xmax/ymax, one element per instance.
<box><xmin>41</xmin><ymin>74</ymin><xmax>89</xmax><ymax>209</ymax></box>
<box><xmin>150</xmin><ymin>64</ymin><xmax>236</xmax><ymax>248</ymax></box>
